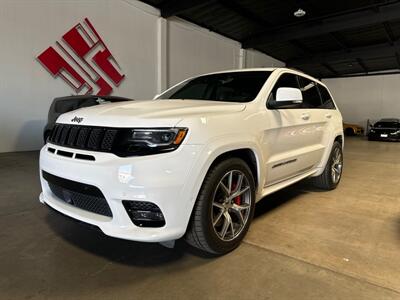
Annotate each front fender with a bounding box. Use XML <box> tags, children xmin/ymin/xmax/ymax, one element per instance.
<box><xmin>180</xmin><ymin>135</ymin><xmax>264</xmax><ymax>231</ymax></box>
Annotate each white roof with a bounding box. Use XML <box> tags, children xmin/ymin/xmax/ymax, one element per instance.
<box><xmin>199</xmin><ymin>67</ymin><xmax>325</xmax><ymax>86</ymax></box>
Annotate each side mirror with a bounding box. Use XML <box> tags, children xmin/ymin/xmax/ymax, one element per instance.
<box><xmin>268</xmin><ymin>87</ymin><xmax>303</xmax><ymax>109</ymax></box>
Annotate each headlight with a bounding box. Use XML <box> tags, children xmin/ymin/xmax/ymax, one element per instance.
<box><xmin>114</xmin><ymin>128</ymin><xmax>188</xmax><ymax>156</ymax></box>
<box><xmin>390</xmin><ymin>130</ymin><xmax>400</xmax><ymax>135</ymax></box>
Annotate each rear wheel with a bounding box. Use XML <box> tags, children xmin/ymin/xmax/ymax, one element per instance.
<box><xmin>185</xmin><ymin>158</ymin><xmax>255</xmax><ymax>255</ymax></box>
<box><xmin>311</xmin><ymin>141</ymin><xmax>343</xmax><ymax>190</ymax></box>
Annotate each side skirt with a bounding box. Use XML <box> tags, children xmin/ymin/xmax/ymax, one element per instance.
<box><xmin>256</xmin><ymin>168</ymin><xmax>319</xmax><ymax>202</ymax></box>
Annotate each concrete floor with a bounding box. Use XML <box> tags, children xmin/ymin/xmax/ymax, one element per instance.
<box><xmin>0</xmin><ymin>137</ymin><xmax>399</xmax><ymax>300</ymax></box>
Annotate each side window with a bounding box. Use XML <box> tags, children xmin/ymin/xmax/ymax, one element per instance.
<box><xmin>298</xmin><ymin>76</ymin><xmax>322</xmax><ymax>108</ymax></box>
<box><xmin>317</xmin><ymin>84</ymin><xmax>336</xmax><ymax>109</ymax></box>
<box><xmin>268</xmin><ymin>73</ymin><xmax>299</xmax><ymax>105</ymax></box>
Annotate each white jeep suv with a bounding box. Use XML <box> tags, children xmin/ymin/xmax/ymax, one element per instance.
<box><xmin>39</xmin><ymin>68</ymin><xmax>343</xmax><ymax>255</ymax></box>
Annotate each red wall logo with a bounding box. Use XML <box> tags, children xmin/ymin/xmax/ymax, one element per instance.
<box><xmin>37</xmin><ymin>18</ymin><xmax>125</xmax><ymax>96</ymax></box>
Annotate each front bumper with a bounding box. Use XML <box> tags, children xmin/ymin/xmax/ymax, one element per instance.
<box><xmin>368</xmin><ymin>133</ymin><xmax>400</xmax><ymax>141</ymax></box>
<box><xmin>39</xmin><ymin>143</ymin><xmax>203</xmax><ymax>242</ymax></box>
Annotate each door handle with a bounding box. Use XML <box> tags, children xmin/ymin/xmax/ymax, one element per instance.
<box><xmin>325</xmin><ymin>113</ymin><xmax>332</xmax><ymax>119</ymax></box>
<box><xmin>301</xmin><ymin>113</ymin><xmax>310</xmax><ymax>121</ymax></box>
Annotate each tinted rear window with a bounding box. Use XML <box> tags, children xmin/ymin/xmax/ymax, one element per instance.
<box><xmin>317</xmin><ymin>84</ymin><xmax>336</xmax><ymax>109</ymax></box>
<box><xmin>297</xmin><ymin>76</ymin><xmax>322</xmax><ymax>108</ymax></box>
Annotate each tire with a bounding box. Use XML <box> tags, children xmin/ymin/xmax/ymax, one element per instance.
<box><xmin>185</xmin><ymin>158</ymin><xmax>256</xmax><ymax>255</ymax></box>
<box><xmin>311</xmin><ymin>141</ymin><xmax>343</xmax><ymax>190</ymax></box>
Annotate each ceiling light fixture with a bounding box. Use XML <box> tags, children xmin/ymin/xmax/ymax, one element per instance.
<box><xmin>294</xmin><ymin>8</ymin><xmax>306</xmax><ymax>17</ymax></box>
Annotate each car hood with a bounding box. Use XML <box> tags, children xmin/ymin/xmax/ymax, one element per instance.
<box><xmin>56</xmin><ymin>99</ymin><xmax>246</xmax><ymax>127</ymax></box>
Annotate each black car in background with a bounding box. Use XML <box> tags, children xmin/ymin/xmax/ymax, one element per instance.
<box><xmin>368</xmin><ymin>118</ymin><xmax>400</xmax><ymax>141</ymax></box>
<box><xmin>43</xmin><ymin>95</ymin><xmax>133</xmax><ymax>142</ymax></box>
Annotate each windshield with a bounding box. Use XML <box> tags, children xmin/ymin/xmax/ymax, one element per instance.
<box><xmin>374</xmin><ymin>122</ymin><xmax>399</xmax><ymax>128</ymax></box>
<box><xmin>158</xmin><ymin>71</ymin><xmax>272</xmax><ymax>103</ymax></box>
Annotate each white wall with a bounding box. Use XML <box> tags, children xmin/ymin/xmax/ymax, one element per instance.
<box><xmin>323</xmin><ymin>74</ymin><xmax>400</xmax><ymax>126</ymax></box>
<box><xmin>167</xmin><ymin>19</ymin><xmax>242</xmax><ymax>86</ymax></box>
<box><xmin>0</xmin><ymin>0</ymin><xmax>159</xmax><ymax>153</ymax></box>
<box><xmin>166</xmin><ymin>24</ymin><xmax>285</xmax><ymax>86</ymax></box>
<box><xmin>0</xmin><ymin>0</ymin><xmax>284</xmax><ymax>153</ymax></box>
<box><xmin>244</xmin><ymin>49</ymin><xmax>285</xmax><ymax>68</ymax></box>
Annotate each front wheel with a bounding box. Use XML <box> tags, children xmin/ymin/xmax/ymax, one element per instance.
<box><xmin>311</xmin><ymin>141</ymin><xmax>343</xmax><ymax>190</ymax></box>
<box><xmin>185</xmin><ymin>158</ymin><xmax>256</xmax><ymax>255</ymax></box>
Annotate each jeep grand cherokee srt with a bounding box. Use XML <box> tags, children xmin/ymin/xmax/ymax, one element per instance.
<box><xmin>39</xmin><ymin>68</ymin><xmax>344</xmax><ymax>255</ymax></box>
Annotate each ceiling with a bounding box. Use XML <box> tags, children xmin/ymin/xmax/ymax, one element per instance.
<box><xmin>139</xmin><ymin>0</ymin><xmax>400</xmax><ymax>78</ymax></box>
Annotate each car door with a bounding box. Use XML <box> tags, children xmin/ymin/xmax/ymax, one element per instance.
<box><xmin>263</xmin><ymin>73</ymin><xmax>317</xmax><ymax>186</ymax></box>
<box><xmin>297</xmin><ymin>76</ymin><xmax>329</xmax><ymax>167</ymax></box>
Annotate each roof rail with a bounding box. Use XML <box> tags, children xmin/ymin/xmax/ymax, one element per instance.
<box><xmin>285</xmin><ymin>67</ymin><xmax>305</xmax><ymax>74</ymax></box>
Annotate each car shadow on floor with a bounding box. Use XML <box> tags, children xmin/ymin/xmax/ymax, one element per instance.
<box><xmin>44</xmin><ymin>208</ymin><xmax>217</xmax><ymax>266</ymax></box>
<box><xmin>44</xmin><ymin>179</ymin><xmax>324</xmax><ymax>265</ymax></box>
<box><xmin>45</xmin><ymin>211</ymin><xmax>186</xmax><ymax>265</ymax></box>
<box><xmin>254</xmin><ymin>179</ymin><xmax>322</xmax><ymax>218</ymax></box>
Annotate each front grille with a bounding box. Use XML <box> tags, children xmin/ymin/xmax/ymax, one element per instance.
<box><xmin>48</xmin><ymin>124</ymin><xmax>118</xmax><ymax>152</ymax></box>
<box><xmin>43</xmin><ymin>171</ymin><xmax>112</xmax><ymax>217</ymax></box>
<box><xmin>45</xmin><ymin>203</ymin><xmax>102</xmax><ymax>233</ymax></box>
<box><xmin>373</xmin><ymin>128</ymin><xmax>397</xmax><ymax>134</ymax></box>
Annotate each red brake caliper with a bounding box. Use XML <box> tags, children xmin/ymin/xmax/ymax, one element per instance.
<box><xmin>232</xmin><ymin>182</ymin><xmax>241</xmax><ymax>205</ymax></box>
<box><xmin>234</xmin><ymin>195</ymin><xmax>241</xmax><ymax>205</ymax></box>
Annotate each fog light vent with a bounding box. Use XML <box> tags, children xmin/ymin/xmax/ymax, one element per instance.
<box><xmin>122</xmin><ymin>200</ymin><xmax>165</xmax><ymax>227</ymax></box>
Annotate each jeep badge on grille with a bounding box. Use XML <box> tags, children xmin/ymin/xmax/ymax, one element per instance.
<box><xmin>71</xmin><ymin>116</ymin><xmax>83</xmax><ymax>123</ymax></box>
